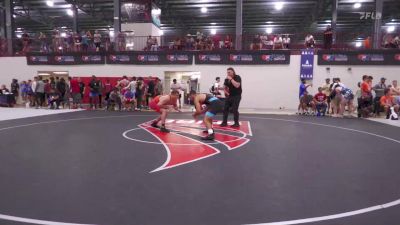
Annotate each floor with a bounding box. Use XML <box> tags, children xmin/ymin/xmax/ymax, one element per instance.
<box><xmin>0</xmin><ymin>109</ymin><xmax>399</xmax><ymax>225</ymax></box>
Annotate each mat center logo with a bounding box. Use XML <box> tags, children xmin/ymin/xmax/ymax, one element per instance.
<box><xmin>138</xmin><ymin>119</ymin><xmax>252</xmax><ymax>173</ymax></box>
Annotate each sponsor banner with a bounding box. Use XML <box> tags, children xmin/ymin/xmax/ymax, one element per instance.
<box><xmin>300</xmin><ymin>50</ymin><xmax>314</xmax><ymax>80</ymax></box>
<box><xmin>26</xmin><ymin>53</ymin><xmax>105</xmax><ymax>65</ymax></box>
<box><xmin>195</xmin><ymin>51</ymin><xmax>290</xmax><ymax>65</ymax></box>
<box><xmin>106</xmin><ymin>52</ymin><xmax>193</xmax><ymax>65</ymax></box>
<box><xmin>318</xmin><ymin>50</ymin><xmax>400</xmax><ymax>65</ymax></box>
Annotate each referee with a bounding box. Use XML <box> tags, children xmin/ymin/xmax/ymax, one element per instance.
<box><xmin>220</xmin><ymin>67</ymin><xmax>242</xmax><ymax>127</ymax></box>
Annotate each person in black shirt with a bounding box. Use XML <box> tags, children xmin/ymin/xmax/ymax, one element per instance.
<box><xmin>323</xmin><ymin>25</ymin><xmax>333</xmax><ymax>50</ymax></box>
<box><xmin>10</xmin><ymin>79</ymin><xmax>19</xmax><ymax>103</ymax></box>
<box><xmin>220</xmin><ymin>67</ymin><xmax>242</xmax><ymax>127</ymax></box>
<box><xmin>147</xmin><ymin>77</ymin><xmax>156</xmax><ymax>107</ymax></box>
<box><xmin>89</xmin><ymin>75</ymin><xmax>100</xmax><ymax>109</ymax></box>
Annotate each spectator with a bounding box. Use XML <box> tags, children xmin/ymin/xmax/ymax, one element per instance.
<box><xmin>34</xmin><ymin>76</ymin><xmax>45</xmax><ymax>109</ymax></box>
<box><xmin>224</xmin><ymin>35</ymin><xmax>233</xmax><ymax>49</ymax></box>
<box><xmin>98</xmin><ymin>79</ymin><xmax>104</xmax><ymax>108</ymax></box>
<box><xmin>39</xmin><ymin>32</ymin><xmax>48</xmax><ymax>53</ymax></box>
<box><xmin>20</xmin><ymin>80</ymin><xmax>29</xmax><ymax>103</ymax></box>
<box><xmin>70</xmin><ymin>77</ymin><xmax>81</xmax><ymax>109</ymax></box>
<box><xmin>81</xmin><ymin>31</ymin><xmax>89</xmax><ymax>52</ymax></box>
<box><xmin>10</xmin><ymin>79</ymin><xmax>19</xmax><ymax>103</ymax></box>
<box><xmin>65</xmin><ymin>31</ymin><xmax>74</xmax><ymax>52</ymax></box>
<box><xmin>321</xmin><ymin>78</ymin><xmax>331</xmax><ymax>114</ymax></box>
<box><xmin>117</xmin><ymin>32</ymin><xmax>126</xmax><ymax>51</ymax></box>
<box><xmin>103</xmin><ymin>79</ymin><xmax>113</xmax><ymax>103</ymax></box>
<box><xmin>372</xmin><ymin>77</ymin><xmax>387</xmax><ymax>116</ymax></box>
<box><xmin>123</xmin><ymin>89</ymin><xmax>136</xmax><ymax>111</ymax></box>
<box><xmin>47</xmin><ymin>88</ymin><xmax>60</xmax><ymax>109</ymax></box>
<box><xmin>358</xmin><ymin>75</ymin><xmax>373</xmax><ymax>118</ymax></box>
<box><xmin>380</xmin><ymin>88</ymin><xmax>399</xmax><ymax>119</ymax></box>
<box><xmin>0</xmin><ymin>84</ymin><xmax>10</xmax><ymax>94</ymax></box>
<box><xmin>89</xmin><ymin>75</ymin><xmax>100</xmax><ymax>109</ymax></box>
<box><xmin>135</xmin><ymin>77</ymin><xmax>145</xmax><ymax>110</ymax></box>
<box><xmin>390</xmin><ymin>80</ymin><xmax>400</xmax><ymax>96</ymax></box>
<box><xmin>251</xmin><ymin>34</ymin><xmax>261</xmax><ymax>50</ymax></box>
<box><xmin>94</xmin><ymin>30</ymin><xmax>102</xmax><ymax>52</ymax></box>
<box><xmin>147</xmin><ymin>77</ymin><xmax>156</xmax><ymax>106</ymax></box>
<box><xmin>56</xmin><ymin>78</ymin><xmax>67</xmax><ymax>108</ymax></box>
<box><xmin>298</xmin><ymin>79</ymin><xmax>311</xmax><ymax>114</ymax></box>
<box><xmin>364</xmin><ymin>36</ymin><xmax>371</xmax><ymax>49</ymax></box>
<box><xmin>78</xmin><ymin>77</ymin><xmax>86</xmax><ymax>102</ymax></box>
<box><xmin>21</xmin><ymin>32</ymin><xmax>30</xmax><ymax>54</ymax></box>
<box><xmin>171</xmin><ymin>78</ymin><xmax>182</xmax><ymax>108</ymax></box>
<box><xmin>155</xmin><ymin>78</ymin><xmax>163</xmax><ymax>96</ymax></box>
<box><xmin>185</xmin><ymin>34</ymin><xmax>194</xmax><ymax>50</ymax></box>
<box><xmin>273</xmin><ymin>35</ymin><xmax>284</xmax><ymax>50</ymax></box>
<box><xmin>151</xmin><ymin>36</ymin><xmax>158</xmax><ymax>51</ymax></box>
<box><xmin>338</xmin><ymin>86</ymin><xmax>355</xmax><ymax>117</ymax></box>
<box><xmin>107</xmin><ymin>88</ymin><xmax>122</xmax><ymax>111</ymax></box>
<box><xmin>73</xmin><ymin>32</ymin><xmax>82</xmax><ymax>52</ymax></box>
<box><xmin>146</xmin><ymin>35</ymin><xmax>154</xmax><ymax>51</ymax></box>
<box><xmin>221</xmin><ymin>67</ymin><xmax>242</xmax><ymax>127</ymax></box>
<box><xmin>43</xmin><ymin>79</ymin><xmax>51</xmax><ymax>106</ymax></box>
<box><xmin>323</xmin><ymin>25</ymin><xmax>333</xmax><ymax>49</ymax></box>
<box><xmin>196</xmin><ymin>31</ymin><xmax>203</xmax><ymax>42</ymax></box>
<box><xmin>305</xmin><ymin>34</ymin><xmax>315</xmax><ymax>48</ymax></box>
<box><xmin>283</xmin><ymin>34</ymin><xmax>291</xmax><ymax>49</ymax></box>
<box><xmin>314</xmin><ymin>87</ymin><xmax>328</xmax><ymax>116</ymax></box>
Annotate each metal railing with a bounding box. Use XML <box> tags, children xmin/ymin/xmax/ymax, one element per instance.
<box><xmin>0</xmin><ymin>31</ymin><xmax>398</xmax><ymax>56</ymax></box>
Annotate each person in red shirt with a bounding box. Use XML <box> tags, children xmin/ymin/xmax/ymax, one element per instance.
<box><xmin>358</xmin><ymin>75</ymin><xmax>373</xmax><ymax>118</ymax></box>
<box><xmin>70</xmin><ymin>77</ymin><xmax>81</xmax><ymax>109</ymax></box>
<box><xmin>380</xmin><ymin>88</ymin><xmax>399</xmax><ymax>119</ymax></box>
<box><xmin>314</xmin><ymin>87</ymin><xmax>328</xmax><ymax>116</ymax></box>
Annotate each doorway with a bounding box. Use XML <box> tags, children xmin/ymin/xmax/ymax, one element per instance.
<box><xmin>164</xmin><ymin>71</ymin><xmax>201</xmax><ymax>107</ymax></box>
<box><xmin>37</xmin><ymin>71</ymin><xmax>69</xmax><ymax>81</ymax></box>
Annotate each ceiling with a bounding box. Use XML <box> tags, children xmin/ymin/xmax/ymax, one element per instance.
<box><xmin>0</xmin><ymin>0</ymin><xmax>399</xmax><ymax>40</ymax></box>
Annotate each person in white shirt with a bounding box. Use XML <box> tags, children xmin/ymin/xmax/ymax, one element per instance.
<box><xmin>283</xmin><ymin>35</ymin><xmax>291</xmax><ymax>49</ymax></box>
<box><xmin>211</xmin><ymin>77</ymin><xmax>225</xmax><ymax>100</ymax></box>
<box><xmin>94</xmin><ymin>30</ymin><xmax>102</xmax><ymax>52</ymax></box>
<box><xmin>305</xmin><ymin>34</ymin><xmax>315</xmax><ymax>48</ymax></box>
<box><xmin>124</xmin><ymin>76</ymin><xmax>137</xmax><ymax>96</ymax></box>
<box><xmin>171</xmin><ymin>79</ymin><xmax>183</xmax><ymax>108</ymax></box>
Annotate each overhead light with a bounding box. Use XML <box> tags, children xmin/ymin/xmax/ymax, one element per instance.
<box><xmin>210</xmin><ymin>22</ymin><xmax>216</xmax><ymax>25</ymax></box>
<box><xmin>17</xmin><ymin>27</ymin><xmax>22</xmax><ymax>30</ymax></box>
<box><xmin>66</xmin><ymin>9</ymin><xmax>74</xmax><ymax>16</ymax></box>
<box><xmin>266</xmin><ymin>27</ymin><xmax>273</xmax><ymax>34</ymax></box>
<box><xmin>151</xmin><ymin>9</ymin><xmax>161</xmax><ymax>15</ymax></box>
<box><xmin>109</xmin><ymin>30</ymin><xmax>115</xmax><ymax>37</ymax></box>
<box><xmin>159</xmin><ymin>30</ymin><xmax>164</xmax><ymax>36</ymax></box>
<box><xmin>353</xmin><ymin>3</ymin><xmax>361</xmax><ymax>9</ymax></box>
<box><xmin>61</xmin><ymin>26</ymin><xmax>67</xmax><ymax>29</ymax></box>
<box><xmin>46</xmin><ymin>0</ymin><xmax>54</xmax><ymax>7</ymax></box>
<box><xmin>201</xmin><ymin>7</ymin><xmax>208</xmax><ymax>13</ymax></box>
<box><xmin>13</xmin><ymin>14</ymin><xmax>16</xmax><ymax>18</ymax></box>
<box><xmin>274</xmin><ymin>2</ymin><xmax>284</xmax><ymax>10</ymax></box>
<box><xmin>53</xmin><ymin>71</ymin><xmax>68</xmax><ymax>74</ymax></box>
<box><xmin>16</xmin><ymin>34</ymin><xmax>22</xmax><ymax>38</ymax></box>
<box><xmin>61</xmin><ymin>32</ymin><xmax>66</xmax><ymax>37</ymax></box>
<box><xmin>355</xmin><ymin>42</ymin><xmax>362</xmax><ymax>48</ymax></box>
<box><xmin>387</xmin><ymin>26</ymin><xmax>395</xmax><ymax>32</ymax></box>
<box><xmin>391</xmin><ymin>19</ymin><xmax>395</xmax><ymax>22</ymax></box>
<box><xmin>325</xmin><ymin>20</ymin><xmax>331</xmax><ymax>23</ymax></box>
<box><xmin>211</xmin><ymin>29</ymin><xmax>217</xmax><ymax>35</ymax></box>
<box><xmin>266</xmin><ymin>21</ymin><xmax>273</xmax><ymax>24</ymax></box>
<box><xmin>124</xmin><ymin>3</ymin><xmax>133</xmax><ymax>7</ymax></box>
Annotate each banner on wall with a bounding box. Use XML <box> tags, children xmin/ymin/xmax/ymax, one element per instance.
<box><xmin>195</xmin><ymin>51</ymin><xmax>290</xmax><ymax>65</ymax></box>
<box><xmin>26</xmin><ymin>53</ymin><xmax>105</xmax><ymax>65</ymax></box>
<box><xmin>300</xmin><ymin>50</ymin><xmax>314</xmax><ymax>80</ymax></box>
<box><xmin>106</xmin><ymin>52</ymin><xmax>193</xmax><ymax>65</ymax></box>
<box><xmin>317</xmin><ymin>50</ymin><xmax>400</xmax><ymax>65</ymax></box>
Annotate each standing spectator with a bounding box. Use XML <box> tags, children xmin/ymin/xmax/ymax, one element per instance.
<box><xmin>117</xmin><ymin>32</ymin><xmax>126</xmax><ymax>51</ymax></box>
<box><xmin>89</xmin><ymin>75</ymin><xmax>100</xmax><ymax>109</ymax></box>
<box><xmin>125</xmin><ymin>76</ymin><xmax>137</xmax><ymax>94</ymax></box>
<box><xmin>323</xmin><ymin>25</ymin><xmax>333</xmax><ymax>49</ymax></box>
<box><xmin>283</xmin><ymin>35</ymin><xmax>291</xmax><ymax>49</ymax></box>
<box><xmin>364</xmin><ymin>36</ymin><xmax>371</xmax><ymax>49</ymax></box>
<box><xmin>70</xmin><ymin>77</ymin><xmax>81</xmax><ymax>109</ymax></box>
<box><xmin>211</xmin><ymin>77</ymin><xmax>223</xmax><ymax>99</ymax></box>
<box><xmin>94</xmin><ymin>30</ymin><xmax>102</xmax><ymax>52</ymax></box>
<box><xmin>380</xmin><ymin>88</ymin><xmax>399</xmax><ymax>119</ymax></box>
<box><xmin>98</xmin><ymin>79</ymin><xmax>104</xmax><ymax>108</ymax></box>
<box><xmin>10</xmin><ymin>79</ymin><xmax>19</xmax><ymax>104</ymax></box>
<box><xmin>146</xmin><ymin>35</ymin><xmax>154</xmax><ymax>51</ymax></box>
<box><xmin>78</xmin><ymin>78</ymin><xmax>86</xmax><ymax>104</ymax></box>
<box><xmin>35</xmin><ymin>76</ymin><xmax>45</xmax><ymax>109</ymax></box>
<box><xmin>44</xmin><ymin>79</ymin><xmax>51</xmax><ymax>106</ymax></box>
<box><xmin>305</xmin><ymin>34</ymin><xmax>315</xmax><ymax>48</ymax></box>
<box><xmin>39</xmin><ymin>32</ymin><xmax>48</xmax><ymax>53</ymax></box>
<box><xmin>155</xmin><ymin>78</ymin><xmax>163</xmax><ymax>96</ymax></box>
<box><xmin>251</xmin><ymin>34</ymin><xmax>261</xmax><ymax>50</ymax></box>
<box><xmin>86</xmin><ymin>31</ymin><xmax>93</xmax><ymax>51</ymax></box>
<box><xmin>358</xmin><ymin>75</ymin><xmax>373</xmax><ymax>118</ymax></box>
<box><xmin>171</xmin><ymin>79</ymin><xmax>182</xmax><ymax>108</ymax></box>
<box><xmin>103</xmin><ymin>79</ymin><xmax>113</xmax><ymax>104</ymax></box>
<box><xmin>26</xmin><ymin>80</ymin><xmax>34</xmax><ymax>107</ymax></box>
<box><xmin>65</xmin><ymin>31</ymin><xmax>74</xmax><ymax>52</ymax></box>
<box><xmin>21</xmin><ymin>32</ymin><xmax>30</xmax><ymax>54</ymax></box>
<box><xmin>321</xmin><ymin>78</ymin><xmax>331</xmax><ymax>114</ymax></box>
<box><xmin>20</xmin><ymin>80</ymin><xmax>29</xmax><ymax>103</ymax></box>
<box><xmin>298</xmin><ymin>79</ymin><xmax>311</xmax><ymax>114</ymax></box>
<box><xmin>372</xmin><ymin>77</ymin><xmax>387</xmax><ymax>116</ymax></box>
<box><xmin>81</xmin><ymin>31</ymin><xmax>89</xmax><ymax>52</ymax></box>
<box><xmin>56</xmin><ymin>78</ymin><xmax>67</xmax><ymax>108</ymax></box>
<box><xmin>135</xmin><ymin>77</ymin><xmax>145</xmax><ymax>110</ymax></box>
<box><xmin>73</xmin><ymin>32</ymin><xmax>82</xmax><ymax>52</ymax></box>
<box><xmin>147</xmin><ymin>77</ymin><xmax>156</xmax><ymax>107</ymax></box>
<box><xmin>220</xmin><ymin>68</ymin><xmax>242</xmax><ymax>127</ymax></box>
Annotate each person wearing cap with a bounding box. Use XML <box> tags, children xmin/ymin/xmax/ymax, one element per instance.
<box><xmin>372</xmin><ymin>77</ymin><xmax>387</xmax><ymax>116</ymax></box>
